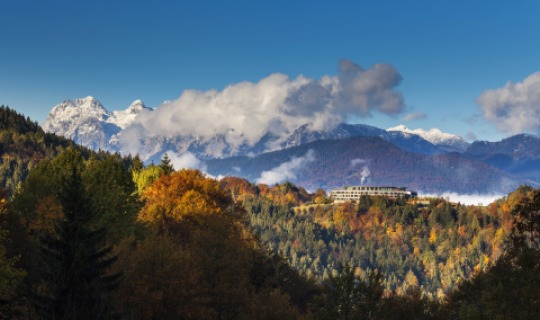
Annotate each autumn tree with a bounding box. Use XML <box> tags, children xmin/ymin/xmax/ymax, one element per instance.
<box><xmin>314</xmin><ymin>188</ymin><xmax>328</xmax><ymax>204</ymax></box>
<box><xmin>123</xmin><ymin>169</ymin><xmax>315</xmax><ymax>319</ymax></box>
<box><xmin>138</xmin><ymin>169</ymin><xmax>232</xmax><ymax>235</ymax></box>
<box><xmin>132</xmin><ymin>164</ymin><xmax>164</xmax><ymax>194</ymax></box>
<box><xmin>511</xmin><ymin>187</ymin><xmax>540</xmax><ymax>252</ymax></box>
<box><xmin>124</xmin><ymin>169</ymin><xmax>254</xmax><ymax>319</ymax></box>
<box><xmin>333</xmin><ymin>202</ymin><xmax>356</xmax><ymax>230</ymax></box>
<box><xmin>446</xmin><ymin>187</ymin><xmax>540</xmax><ymax>319</ymax></box>
<box><xmin>219</xmin><ymin>176</ymin><xmax>258</xmax><ymax>202</ymax></box>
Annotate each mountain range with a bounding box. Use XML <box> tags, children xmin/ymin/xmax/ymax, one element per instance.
<box><xmin>205</xmin><ymin>137</ymin><xmax>517</xmax><ymax>194</ymax></box>
<box><xmin>42</xmin><ymin>97</ymin><xmax>468</xmax><ymax>158</ymax></box>
<box><xmin>42</xmin><ymin>97</ymin><xmax>152</xmax><ymax>151</ymax></box>
<box><xmin>42</xmin><ymin>97</ymin><xmax>540</xmax><ymax>194</ymax></box>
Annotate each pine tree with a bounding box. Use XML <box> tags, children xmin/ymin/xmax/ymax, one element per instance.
<box><xmin>159</xmin><ymin>153</ymin><xmax>174</xmax><ymax>175</ymax></box>
<box><xmin>313</xmin><ymin>264</ymin><xmax>384</xmax><ymax>320</ymax></box>
<box><xmin>0</xmin><ymin>191</ymin><xmax>26</xmax><ymax>319</ymax></box>
<box><xmin>33</xmin><ymin>169</ymin><xmax>120</xmax><ymax>320</ymax></box>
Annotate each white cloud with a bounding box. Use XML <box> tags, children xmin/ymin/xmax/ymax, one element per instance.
<box><xmin>403</xmin><ymin>112</ymin><xmax>427</xmax><ymax>121</ymax></box>
<box><xmin>120</xmin><ymin>60</ymin><xmax>404</xmax><ymax>151</ymax></box>
<box><xmin>256</xmin><ymin>150</ymin><xmax>316</xmax><ymax>185</ymax></box>
<box><xmin>166</xmin><ymin>151</ymin><xmax>206</xmax><ymax>171</ymax></box>
<box><xmin>477</xmin><ymin>71</ymin><xmax>540</xmax><ymax>134</ymax></box>
<box><xmin>422</xmin><ymin>192</ymin><xmax>504</xmax><ymax>206</ymax></box>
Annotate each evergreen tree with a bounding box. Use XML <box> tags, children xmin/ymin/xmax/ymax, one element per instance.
<box><xmin>159</xmin><ymin>153</ymin><xmax>174</xmax><ymax>175</ymax></box>
<box><xmin>0</xmin><ymin>189</ymin><xmax>26</xmax><ymax>319</ymax></box>
<box><xmin>313</xmin><ymin>264</ymin><xmax>384</xmax><ymax>320</ymax></box>
<box><xmin>33</xmin><ymin>169</ymin><xmax>120</xmax><ymax>320</ymax></box>
<box><xmin>83</xmin><ymin>153</ymin><xmax>141</xmax><ymax>243</ymax></box>
<box><xmin>358</xmin><ymin>195</ymin><xmax>372</xmax><ymax>213</ymax></box>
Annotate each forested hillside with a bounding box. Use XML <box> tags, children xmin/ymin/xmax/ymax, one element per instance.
<box><xmin>206</xmin><ymin>137</ymin><xmax>520</xmax><ymax>194</ymax></box>
<box><xmin>0</xmin><ymin>106</ymin><xmax>84</xmax><ymax>193</ymax></box>
<box><xmin>466</xmin><ymin>134</ymin><xmax>540</xmax><ymax>183</ymax></box>
<box><xmin>0</xmin><ymin>108</ymin><xmax>539</xmax><ymax>319</ymax></box>
<box><xmin>220</xmin><ymin>177</ymin><xmax>517</xmax><ymax>298</ymax></box>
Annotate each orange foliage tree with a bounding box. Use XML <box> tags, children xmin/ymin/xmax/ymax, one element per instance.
<box><xmin>119</xmin><ymin>169</ymin><xmax>262</xmax><ymax>319</ymax></box>
<box><xmin>138</xmin><ymin>169</ymin><xmax>233</xmax><ymax>231</ymax></box>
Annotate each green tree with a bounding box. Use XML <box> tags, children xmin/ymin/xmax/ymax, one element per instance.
<box><xmin>0</xmin><ymin>227</ymin><xmax>26</xmax><ymax>319</ymax></box>
<box><xmin>313</xmin><ymin>264</ymin><xmax>384</xmax><ymax>320</ymax></box>
<box><xmin>33</xmin><ymin>169</ymin><xmax>120</xmax><ymax>320</ymax></box>
<box><xmin>358</xmin><ymin>195</ymin><xmax>372</xmax><ymax>213</ymax></box>
<box><xmin>159</xmin><ymin>153</ymin><xmax>174</xmax><ymax>176</ymax></box>
<box><xmin>83</xmin><ymin>153</ymin><xmax>142</xmax><ymax>242</ymax></box>
<box><xmin>380</xmin><ymin>287</ymin><xmax>441</xmax><ymax>320</ymax></box>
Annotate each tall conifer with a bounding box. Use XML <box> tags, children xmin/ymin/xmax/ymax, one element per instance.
<box><xmin>34</xmin><ymin>169</ymin><xmax>120</xmax><ymax>319</ymax></box>
<box><xmin>159</xmin><ymin>153</ymin><xmax>174</xmax><ymax>175</ymax></box>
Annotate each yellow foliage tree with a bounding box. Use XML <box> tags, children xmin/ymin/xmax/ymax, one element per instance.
<box><xmin>429</xmin><ymin>227</ymin><xmax>438</xmax><ymax>244</ymax></box>
<box><xmin>404</xmin><ymin>269</ymin><xmax>419</xmax><ymax>288</ymax></box>
<box><xmin>333</xmin><ymin>203</ymin><xmax>356</xmax><ymax>228</ymax></box>
<box><xmin>138</xmin><ymin>169</ymin><xmax>231</xmax><ymax>231</ymax></box>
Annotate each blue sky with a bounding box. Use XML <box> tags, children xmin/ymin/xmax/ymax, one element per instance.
<box><xmin>1</xmin><ymin>0</ymin><xmax>540</xmax><ymax>141</ymax></box>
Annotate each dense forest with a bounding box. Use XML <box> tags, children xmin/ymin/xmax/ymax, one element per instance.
<box><xmin>0</xmin><ymin>106</ymin><xmax>539</xmax><ymax>319</ymax></box>
<box><xmin>0</xmin><ymin>105</ymin><xmax>86</xmax><ymax>194</ymax></box>
<box><xmin>225</xmin><ymin>180</ymin><xmax>514</xmax><ymax>298</ymax></box>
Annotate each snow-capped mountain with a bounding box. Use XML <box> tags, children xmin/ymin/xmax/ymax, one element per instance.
<box><xmin>41</xmin><ymin>96</ymin><xmax>540</xmax><ymax>190</ymax></box>
<box><xmin>42</xmin><ymin>97</ymin><xmax>465</xmax><ymax>161</ymax></box>
<box><xmin>387</xmin><ymin>125</ymin><xmax>470</xmax><ymax>152</ymax></box>
<box><xmin>120</xmin><ymin>122</ymin><xmax>445</xmax><ymax>162</ymax></box>
<box><xmin>39</xmin><ymin>97</ymin><xmax>277</xmax><ymax>160</ymax></box>
<box><xmin>205</xmin><ymin>136</ymin><xmax>521</xmax><ymax>194</ymax></box>
<box><xmin>111</xmin><ymin>99</ymin><xmax>150</xmax><ymax>129</ymax></box>
<box><xmin>284</xmin><ymin>123</ymin><xmax>444</xmax><ymax>155</ymax></box>
<box><xmin>42</xmin><ymin>96</ymin><xmax>152</xmax><ymax>151</ymax></box>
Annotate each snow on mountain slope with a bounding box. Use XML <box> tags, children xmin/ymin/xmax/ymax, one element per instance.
<box><xmin>42</xmin><ymin>96</ymin><xmax>151</xmax><ymax>151</ymax></box>
<box><xmin>387</xmin><ymin>125</ymin><xmax>470</xmax><ymax>152</ymax></box>
<box><xmin>43</xmin><ymin>97</ymin><xmax>282</xmax><ymax>161</ymax></box>
<box><xmin>43</xmin><ymin>96</ymin><xmax>479</xmax><ymax>164</ymax></box>
<box><xmin>111</xmin><ymin>99</ymin><xmax>151</xmax><ymax>129</ymax></box>
<box><xmin>42</xmin><ymin>97</ymin><xmax>450</xmax><ymax>161</ymax></box>
<box><xmin>285</xmin><ymin>123</ymin><xmax>444</xmax><ymax>155</ymax></box>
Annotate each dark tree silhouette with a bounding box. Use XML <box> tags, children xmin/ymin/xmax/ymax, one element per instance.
<box><xmin>159</xmin><ymin>153</ymin><xmax>174</xmax><ymax>176</ymax></box>
<box><xmin>33</xmin><ymin>169</ymin><xmax>120</xmax><ymax>319</ymax></box>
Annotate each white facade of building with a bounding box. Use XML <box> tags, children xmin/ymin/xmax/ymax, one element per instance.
<box><xmin>330</xmin><ymin>186</ymin><xmax>417</xmax><ymax>203</ymax></box>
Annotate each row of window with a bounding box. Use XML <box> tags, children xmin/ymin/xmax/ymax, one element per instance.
<box><xmin>330</xmin><ymin>186</ymin><xmax>417</xmax><ymax>202</ymax></box>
